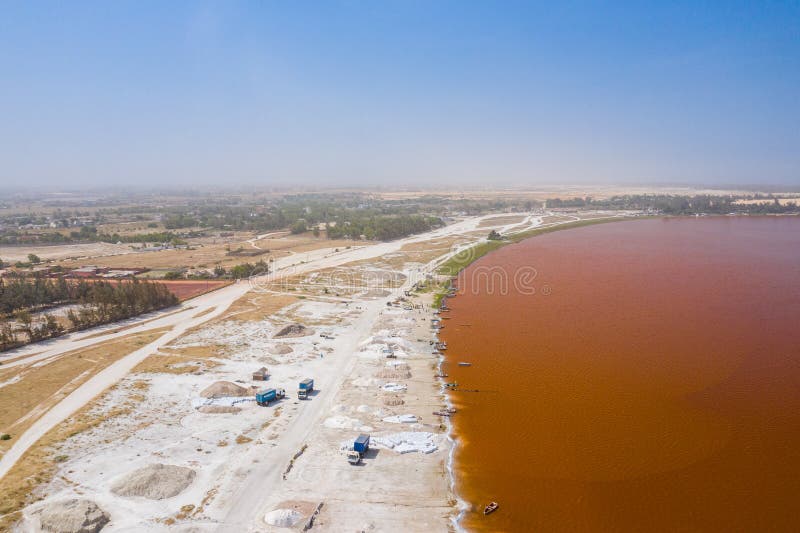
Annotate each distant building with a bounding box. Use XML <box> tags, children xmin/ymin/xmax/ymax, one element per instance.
<box><xmin>71</xmin><ymin>266</ymin><xmax>108</xmax><ymax>278</ymax></box>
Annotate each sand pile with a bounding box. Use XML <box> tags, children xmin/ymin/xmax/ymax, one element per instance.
<box><xmin>375</xmin><ymin>368</ymin><xmax>412</xmax><ymax>379</ymax></box>
<box><xmin>200</xmin><ymin>381</ymin><xmax>248</xmax><ymax>398</ymax></box>
<box><xmin>274</xmin><ymin>323</ymin><xmax>313</xmax><ymax>338</ymax></box>
<box><xmin>363</xmin><ymin>288</ymin><xmax>390</xmax><ymax>298</ymax></box>
<box><xmin>111</xmin><ymin>464</ymin><xmax>196</xmax><ymax>500</ymax></box>
<box><xmin>382</xmin><ymin>394</ymin><xmax>404</xmax><ymax>406</ymax></box>
<box><xmin>264</xmin><ymin>508</ymin><xmax>302</xmax><ymax>527</ymax></box>
<box><xmin>35</xmin><ymin>499</ymin><xmax>109</xmax><ymax>533</ymax></box>
<box><xmin>269</xmin><ymin>344</ymin><xmax>293</xmax><ymax>355</ymax></box>
<box><xmin>198</xmin><ymin>405</ymin><xmax>241</xmax><ymax>414</ymax></box>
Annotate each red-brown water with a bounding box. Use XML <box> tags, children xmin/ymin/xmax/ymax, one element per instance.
<box><xmin>441</xmin><ymin>217</ymin><xmax>800</xmax><ymax>532</ymax></box>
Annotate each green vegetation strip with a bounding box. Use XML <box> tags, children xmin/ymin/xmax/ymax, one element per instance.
<box><xmin>437</xmin><ymin>216</ymin><xmax>636</xmax><ymax>277</ymax></box>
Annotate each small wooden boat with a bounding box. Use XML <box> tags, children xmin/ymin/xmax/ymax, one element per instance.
<box><xmin>484</xmin><ymin>501</ymin><xmax>499</xmax><ymax>515</ymax></box>
<box><xmin>458</xmin><ymin>362</ymin><xmax>471</xmax><ymax>367</ymax></box>
<box><xmin>434</xmin><ymin>373</ymin><xmax>448</xmax><ymax>378</ymax></box>
<box><xmin>432</xmin><ymin>410</ymin><xmax>453</xmax><ymax>417</ymax></box>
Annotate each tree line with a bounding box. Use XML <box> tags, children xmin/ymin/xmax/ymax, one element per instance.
<box><xmin>546</xmin><ymin>195</ymin><xmax>800</xmax><ymax>215</ymax></box>
<box><xmin>325</xmin><ymin>214</ymin><xmax>443</xmax><ymax>241</ymax></box>
<box><xmin>0</xmin><ymin>278</ymin><xmax>178</xmax><ymax>352</ymax></box>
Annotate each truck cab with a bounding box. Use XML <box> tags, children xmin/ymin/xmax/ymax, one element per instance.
<box><xmin>298</xmin><ymin>378</ymin><xmax>314</xmax><ymax>399</ymax></box>
<box><xmin>348</xmin><ymin>433</ymin><xmax>370</xmax><ymax>465</ymax></box>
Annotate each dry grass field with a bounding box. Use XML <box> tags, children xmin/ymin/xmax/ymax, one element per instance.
<box><xmin>0</xmin><ymin>328</ymin><xmax>169</xmax><ymax>456</ymax></box>
<box><xmin>51</xmin><ymin>233</ymin><xmax>358</xmax><ymax>274</ymax></box>
<box><xmin>0</xmin><ymin>379</ymin><xmax>149</xmax><ymax>530</ymax></box>
<box><xmin>477</xmin><ymin>214</ymin><xmax>527</xmax><ymax>228</ymax></box>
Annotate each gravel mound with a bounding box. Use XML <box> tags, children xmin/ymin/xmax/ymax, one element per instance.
<box><xmin>264</xmin><ymin>508</ymin><xmax>302</xmax><ymax>527</ymax></box>
<box><xmin>198</xmin><ymin>405</ymin><xmax>241</xmax><ymax>414</ymax></box>
<box><xmin>382</xmin><ymin>394</ymin><xmax>405</xmax><ymax>406</ymax></box>
<box><xmin>111</xmin><ymin>464</ymin><xmax>196</xmax><ymax>500</ymax></box>
<box><xmin>36</xmin><ymin>499</ymin><xmax>110</xmax><ymax>533</ymax></box>
<box><xmin>200</xmin><ymin>381</ymin><xmax>248</xmax><ymax>399</ymax></box>
<box><xmin>363</xmin><ymin>289</ymin><xmax>390</xmax><ymax>298</ymax></box>
<box><xmin>273</xmin><ymin>323</ymin><xmax>313</xmax><ymax>338</ymax></box>
<box><xmin>375</xmin><ymin>368</ymin><xmax>412</xmax><ymax>379</ymax></box>
<box><xmin>268</xmin><ymin>344</ymin><xmax>293</xmax><ymax>355</ymax></box>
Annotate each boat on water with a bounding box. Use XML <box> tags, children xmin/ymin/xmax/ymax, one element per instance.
<box><xmin>458</xmin><ymin>362</ymin><xmax>471</xmax><ymax>366</ymax></box>
<box><xmin>484</xmin><ymin>501</ymin><xmax>499</xmax><ymax>515</ymax></box>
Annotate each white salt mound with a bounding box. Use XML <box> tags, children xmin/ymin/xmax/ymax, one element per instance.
<box><xmin>192</xmin><ymin>396</ymin><xmax>253</xmax><ymax>408</ymax></box>
<box><xmin>36</xmin><ymin>499</ymin><xmax>110</xmax><ymax>533</ymax></box>
<box><xmin>383</xmin><ymin>414</ymin><xmax>418</xmax><ymax>424</ymax></box>
<box><xmin>324</xmin><ymin>416</ymin><xmax>363</xmax><ymax>430</ymax></box>
<box><xmin>111</xmin><ymin>464</ymin><xmax>196</xmax><ymax>500</ymax></box>
<box><xmin>265</xmin><ymin>508</ymin><xmax>302</xmax><ymax>527</ymax></box>
<box><xmin>372</xmin><ymin>432</ymin><xmax>438</xmax><ymax>454</ymax></box>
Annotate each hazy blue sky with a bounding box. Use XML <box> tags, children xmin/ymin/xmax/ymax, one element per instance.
<box><xmin>1</xmin><ymin>1</ymin><xmax>798</xmax><ymax>188</ymax></box>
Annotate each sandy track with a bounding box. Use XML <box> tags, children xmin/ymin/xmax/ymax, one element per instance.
<box><xmin>217</xmin><ymin>296</ymin><xmax>390</xmax><ymax>531</ymax></box>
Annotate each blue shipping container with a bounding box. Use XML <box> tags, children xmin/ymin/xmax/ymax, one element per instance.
<box><xmin>256</xmin><ymin>389</ymin><xmax>277</xmax><ymax>404</ymax></box>
<box><xmin>354</xmin><ymin>434</ymin><xmax>370</xmax><ymax>453</ymax></box>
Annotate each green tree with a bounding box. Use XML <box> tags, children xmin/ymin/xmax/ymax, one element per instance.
<box><xmin>290</xmin><ymin>219</ymin><xmax>308</xmax><ymax>234</ymax></box>
<box><xmin>27</xmin><ymin>254</ymin><xmax>41</xmax><ymax>264</ymax></box>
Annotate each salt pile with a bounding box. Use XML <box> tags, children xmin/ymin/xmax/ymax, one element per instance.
<box><xmin>110</xmin><ymin>464</ymin><xmax>196</xmax><ymax>500</ymax></box>
<box><xmin>192</xmin><ymin>396</ymin><xmax>253</xmax><ymax>408</ymax></box>
<box><xmin>35</xmin><ymin>499</ymin><xmax>109</xmax><ymax>533</ymax></box>
<box><xmin>371</xmin><ymin>432</ymin><xmax>438</xmax><ymax>454</ymax></box>
<box><xmin>323</xmin><ymin>416</ymin><xmax>363</xmax><ymax>429</ymax></box>
<box><xmin>382</xmin><ymin>414</ymin><xmax>418</xmax><ymax>424</ymax></box>
<box><xmin>264</xmin><ymin>508</ymin><xmax>302</xmax><ymax>527</ymax></box>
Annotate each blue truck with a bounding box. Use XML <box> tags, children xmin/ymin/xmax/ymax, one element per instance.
<box><xmin>297</xmin><ymin>378</ymin><xmax>314</xmax><ymax>399</ymax></box>
<box><xmin>348</xmin><ymin>433</ymin><xmax>371</xmax><ymax>464</ymax></box>
<box><xmin>255</xmin><ymin>388</ymin><xmax>285</xmax><ymax>406</ymax></box>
